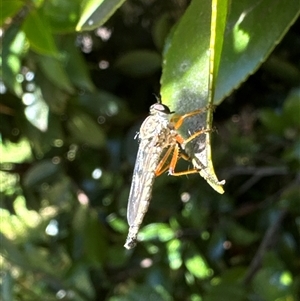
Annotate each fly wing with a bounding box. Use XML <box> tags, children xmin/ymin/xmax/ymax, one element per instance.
<box><xmin>126</xmin><ymin>135</ymin><xmax>161</xmax><ymax>226</ymax></box>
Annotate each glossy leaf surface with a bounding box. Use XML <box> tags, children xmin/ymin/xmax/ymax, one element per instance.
<box><xmin>76</xmin><ymin>0</ymin><xmax>126</xmax><ymax>31</ymax></box>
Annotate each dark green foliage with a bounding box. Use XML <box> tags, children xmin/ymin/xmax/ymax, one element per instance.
<box><xmin>1</xmin><ymin>1</ymin><xmax>299</xmax><ymax>300</ymax></box>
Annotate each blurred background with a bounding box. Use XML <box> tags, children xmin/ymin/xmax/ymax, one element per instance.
<box><xmin>1</xmin><ymin>0</ymin><xmax>300</xmax><ymax>300</ymax></box>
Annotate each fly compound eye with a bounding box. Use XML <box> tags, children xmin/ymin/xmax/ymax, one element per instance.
<box><xmin>150</xmin><ymin>103</ymin><xmax>172</xmax><ymax>115</ymax></box>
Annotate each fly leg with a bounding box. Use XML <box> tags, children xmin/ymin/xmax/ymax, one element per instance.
<box><xmin>171</xmin><ymin>105</ymin><xmax>213</xmax><ymax>130</ymax></box>
<box><xmin>168</xmin><ymin>129</ymin><xmax>210</xmax><ymax>176</ymax></box>
<box><xmin>170</xmin><ymin>106</ymin><xmax>212</xmax><ymax>149</ymax></box>
<box><xmin>154</xmin><ymin>145</ymin><xmax>176</xmax><ymax>176</ymax></box>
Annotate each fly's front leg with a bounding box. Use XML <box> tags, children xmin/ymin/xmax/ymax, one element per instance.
<box><xmin>170</xmin><ymin>105</ymin><xmax>214</xmax><ymax>130</ymax></box>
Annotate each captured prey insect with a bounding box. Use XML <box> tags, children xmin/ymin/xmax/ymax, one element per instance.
<box><xmin>124</xmin><ymin>102</ymin><xmax>210</xmax><ymax>249</ymax></box>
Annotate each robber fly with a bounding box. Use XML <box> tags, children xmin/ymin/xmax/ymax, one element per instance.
<box><xmin>124</xmin><ymin>102</ymin><xmax>209</xmax><ymax>249</ymax></box>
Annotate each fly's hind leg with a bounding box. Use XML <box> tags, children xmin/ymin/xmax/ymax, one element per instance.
<box><xmin>170</xmin><ymin>106</ymin><xmax>213</xmax><ymax>149</ymax></box>
<box><xmin>155</xmin><ymin>145</ymin><xmax>176</xmax><ymax>176</ymax></box>
<box><xmin>167</xmin><ymin>143</ymin><xmax>201</xmax><ymax>176</ymax></box>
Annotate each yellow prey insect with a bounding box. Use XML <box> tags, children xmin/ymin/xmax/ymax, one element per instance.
<box><xmin>124</xmin><ymin>102</ymin><xmax>209</xmax><ymax>249</ymax></box>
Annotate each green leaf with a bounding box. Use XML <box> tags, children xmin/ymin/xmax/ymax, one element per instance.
<box><xmin>283</xmin><ymin>88</ymin><xmax>300</xmax><ymax>129</ymax></box>
<box><xmin>38</xmin><ymin>56</ymin><xmax>75</xmax><ymax>94</ymax></box>
<box><xmin>259</xmin><ymin>88</ymin><xmax>300</xmax><ymax>135</ymax></box>
<box><xmin>0</xmin><ymin>0</ymin><xmax>24</xmax><ymax>26</ymax></box>
<box><xmin>84</xmin><ymin>208</ymin><xmax>108</xmax><ymax>264</ymax></box>
<box><xmin>22</xmin><ymin>9</ymin><xmax>59</xmax><ymax>56</ymax></box>
<box><xmin>139</xmin><ymin>223</ymin><xmax>175</xmax><ymax>242</ymax></box>
<box><xmin>19</xmin><ymin>111</ymin><xmax>65</xmax><ymax>156</ymax></box>
<box><xmin>185</xmin><ymin>253</ymin><xmax>211</xmax><ymax>279</ymax></box>
<box><xmin>107</xmin><ymin>214</ymin><xmax>127</xmax><ymax>233</ymax></box>
<box><xmin>252</xmin><ymin>268</ymin><xmax>293</xmax><ymax>301</ymax></box>
<box><xmin>204</xmin><ymin>283</ymin><xmax>246</xmax><ymax>301</ymax></box>
<box><xmin>0</xmin><ymin>139</ymin><xmax>32</xmax><ymax>163</ymax></box>
<box><xmin>76</xmin><ymin>0</ymin><xmax>126</xmax><ymax>31</ymax></box>
<box><xmin>23</xmin><ymin>88</ymin><xmax>49</xmax><ymax>132</ymax></box>
<box><xmin>0</xmin><ymin>233</ymin><xmax>30</xmax><ymax>268</ymax></box>
<box><xmin>214</xmin><ymin>0</ymin><xmax>300</xmax><ymax>103</ymax></box>
<box><xmin>78</xmin><ymin>90</ymin><xmax>133</xmax><ymax>123</ymax></box>
<box><xmin>259</xmin><ymin>109</ymin><xmax>284</xmax><ymax>135</ymax></box>
<box><xmin>36</xmin><ymin>72</ymin><xmax>69</xmax><ymax>114</ymax></box>
<box><xmin>72</xmin><ymin>205</ymin><xmax>107</xmax><ymax>264</ymax></box>
<box><xmin>63</xmin><ymin>36</ymin><xmax>96</xmax><ymax>92</ymax></box>
<box><xmin>225</xmin><ymin>219</ymin><xmax>259</xmax><ymax>246</ymax></box>
<box><xmin>118</xmin><ymin>285</ymin><xmax>169</xmax><ymax>301</ymax></box>
<box><xmin>152</xmin><ymin>13</ymin><xmax>173</xmax><ymax>51</ymax></box>
<box><xmin>67</xmin><ymin>109</ymin><xmax>106</xmax><ymax>148</ymax></box>
<box><xmin>219</xmin><ymin>267</ymin><xmax>247</xmax><ymax>284</ymax></box>
<box><xmin>262</xmin><ymin>55</ymin><xmax>300</xmax><ymax>86</ymax></box>
<box><xmin>208</xmin><ymin>0</ymin><xmax>229</xmax><ymax>102</ymax></box>
<box><xmin>23</xmin><ymin>159</ymin><xmax>62</xmax><ymax>187</ymax></box>
<box><xmin>1</xmin><ymin>24</ymin><xmax>26</xmax><ymax>96</ymax></box>
<box><xmin>161</xmin><ymin>0</ymin><xmax>225</xmax><ymax>193</ymax></box>
<box><xmin>68</xmin><ymin>265</ymin><xmax>96</xmax><ymax>299</ymax></box>
<box><xmin>161</xmin><ymin>0</ymin><xmax>211</xmax><ymax>111</ymax></box>
<box><xmin>115</xmin><ymin>50</ymin><xmax>161</xmax><ymax>77</ymax></box>
<box><xmin>43</xmin><ymin>0</ymin><xmax>82</xmax><ymax>33</ymax></box>
<box><xmin>166</xmin><ymin>239</ymin><xmax>182</xmax><ymax>270</ymax></box>
<box><xmin>204</xmin><ymin>268</ymin><xmax>247</xmax><ymax>301</ymax></box>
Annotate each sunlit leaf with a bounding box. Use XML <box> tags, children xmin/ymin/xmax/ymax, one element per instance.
<box><xmin>161</xmin><ymin>0</ymin><xmax>225</xmax><ymax>193</ymax></box>
<box><xmin>0</xmin><ymin>139</ymin><xmax>32</xmax><ymax>163</ymax></box>
<box><xmin>214</xmin><ymin>0</ymin><xmax>300</xmax><ymax>103</ymax></box>
<box><xmin>23</xmin><ymin>89</ymin><xmax>49</xmax><ymax>132</ymax></box>
<box><xmin>107</xmin><ymin>214</ymin><xmax>127</xmax><ymax>233</ymax></box>
<box><xmin>139</xmin><ymin>223</ymin><xmax>175</xmax><ymax>242</ymax></box>
<box><xmin>44</xmin><ymin>0</ymin><xmax>82</xmax><ymax>33</ymax></box>
<box><xmin>76</xmin><ymin>0</ymin><xmax>126</xmax><ymax>31</ymax></box>
<box><xmin>166</xmin><ymin>239</ymin><xmax>182</xmax><ymax>270</ymax></box>
<box><xmin>185</xmin><ymin>253</ymin><xmax>211</xmax><ymax>279</ymax></box>
<box><xmin>13</xmin><ymin>196</ymin><xmax>42</xmax><ymax>228</ymax></box>
<box><xmin>1</xmin><ymin>25</ymin><xmax>26</xmax><ymax>96</ymax></box>
<box><xmin>208</xmin><ymin>0</ymin><xmax>229</xmax><ymax>100</ymax></box>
